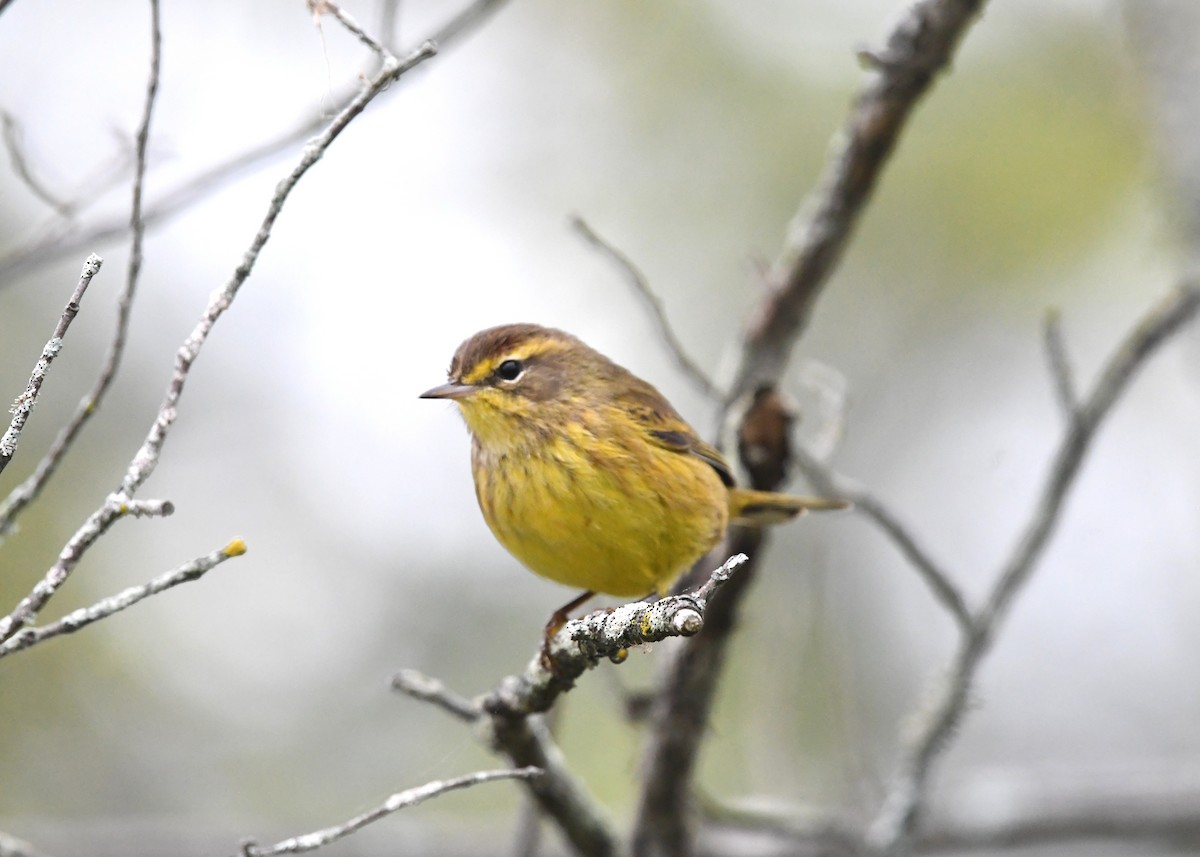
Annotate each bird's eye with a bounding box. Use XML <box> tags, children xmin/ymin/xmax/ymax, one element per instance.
<box><xmin>496</xmin><ymin>359</ymin><xmax>524</xmax><ymax>382</ymax></box>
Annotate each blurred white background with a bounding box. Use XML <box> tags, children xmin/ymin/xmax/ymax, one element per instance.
<box><xmin>1</xmin><ymin>0</ymin><xmax>1198</xmax><ymax>853</ymax></box>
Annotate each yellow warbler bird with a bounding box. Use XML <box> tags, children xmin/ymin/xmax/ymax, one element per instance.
<box><xmin>421</xmin><ymin>323</ymin><xmax>843</xmax><ymax>629</ymax></box>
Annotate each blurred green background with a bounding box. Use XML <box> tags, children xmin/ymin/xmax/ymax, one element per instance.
<box><xmin>1</xmin><ymin>0</ymin><xmax>1198</xmax><ymax>854</ymax></box>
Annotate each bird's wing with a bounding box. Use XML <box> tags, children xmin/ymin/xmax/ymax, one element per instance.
<box><xmin>617</xmin><ymin>384</ymin><xmax>736</xmax><ymax>487</ymax></box>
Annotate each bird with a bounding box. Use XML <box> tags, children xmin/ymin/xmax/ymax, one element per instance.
<box><xmin>421</xmin><ymin>323</ymin><xmax>844</xmax><ymax>642</ymax></box>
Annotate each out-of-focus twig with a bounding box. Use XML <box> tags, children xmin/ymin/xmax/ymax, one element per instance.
<box><xmin>867</xmin><ymin>284</ymin><xmax>1200</xmax><ymax>854</ymax></box>
<box><xmin>0</xmin><ymin>254</ymin><xmax>102</xmax><ymax>481</ymax></box>
<box><xmin>570</xmin><ymin>214</ymin><xmax>722</xmax><ymax>400</ymax></box>
<box><xmin>239</xmin><ymin>766</ymin><xmax>542</xmax><ymax>856</ymax></box>
<box><xmin>791</xmin><ymin>444</ymin><xmax>971</xmax><ymax>632</ymax></box>
<box><xmin>391</xmin><ymin>668</ymin><xmax>479</xmax><ymax>723</ymax></box>
<box><xmin>1043</xmin><ymin>309</ymin><xmax>1080</xmax><ymax>419</ymax></box>
<box><xmin>0</xmin><ymin>539</ymin><xmax>245</xmax><ymax>659</ymax></box>
<box><xmin>700</xmin><ymin>764</ymin><xmax>1200</xmax><ymax>854</ymax></box>
<box><xmin>1</xmin><ymin>111</ymin><xmax>73</xmax><ymax>216</ymax></box>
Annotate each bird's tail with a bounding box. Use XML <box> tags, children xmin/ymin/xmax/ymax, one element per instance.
<box><xmin>727</xmin><ymin>489</ymin><xmax>849</xmax><ymax>526</ymax></box>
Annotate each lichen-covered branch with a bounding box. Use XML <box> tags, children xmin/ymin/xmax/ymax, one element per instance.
<box><xmin>393</xmin><ymin>557</ymin><xmax>747</xmax><ymax>857</ymax></box>
<box><xmin>0</xmin><ymin>539</ymin><xmax>245</xmax><ymax>659</ymax></box>
<box><xmin>240</xmin><ymin>766</ymin><xmax>541</xmax><ymax>856</ymax></box>
<box><xmin>484</xmin><ymin>554</ymin><xmax>746</xmax><ymax>718</ymax></box>
<box><xmin>0</xmin><ymin>254</ymin><xmax>102</xmax><ymax>480</ymax></box>
<box><xmin>0</xmin><ymin>496</ymin><xmax>175</xmax><ymax>643</ymax></box>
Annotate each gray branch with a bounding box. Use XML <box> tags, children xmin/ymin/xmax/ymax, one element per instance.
<box><xmin>569</xmin><ymin>215</ymin><xmax>722</xmax><ymax>400</ymax></box>
<box><xmin>630</xmin><ymin>4</ymin><xmax>993</xmax><ymax>853</ymax></box>
<box><xmin>484</xmin><ymin>555</ymin><xmax>746</xmax><ymax>718</ymax></box>
<box><xmin>0</xmin><ymin>495</ymin><xmax>175</xmax><ymax>643</ymax></box>
<box><xmin>394</xmin><ymin>558</ymin><xmax>748</xmax><ymax>857</ymax></box>
<box><xmin>1042</xmin><ymin>309</ymin><xmax>1080</xmax><ymax>419</ymax></box>
<box><xmin>240</xmin><ymin>766</ymin><xmax>542</xmax><ymax>856</ymax></box>
<box><xmin>791</xmin><ymin>444</ymin><xmax>971</xmax><ymax>632</ymax></box>
<box><xmin>0</xmin><ymin>538</ymin><xmax>245</xmax><ymax>659</ymax></box>
<box><xmin>0</xmin><ymin>254</ymin><xmax>102</xmax><ymax>480</ymax></box>
<box><xmin>1</xmin><ymin>111</ymin><xmax>74</xmax><ymax>216</ymax></box>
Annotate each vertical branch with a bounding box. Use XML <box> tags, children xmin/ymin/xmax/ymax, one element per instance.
<box><xmin>632</xmin><ymin>3</ymin><xmax>992</xmax><ymax>854</ymax></box>
<box><xmin>727</xmin><ymin>0</ymin><xmax>990</xmax><ymax>407</ymax></box>
<box><xmin>631</xmin><ymin>530</ymin><xmax>765</xmax><ymax>857</ymax></box>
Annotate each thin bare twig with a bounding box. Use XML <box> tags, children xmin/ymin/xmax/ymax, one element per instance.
<box><xmin>569</xmin><ymin>214</ymin><xmax>721</xmax><ymax>400</ymax></box>
<box><xmin>391</xmin><ymin>668</ymin><xmax>480</xmax><ymax>723</ymax></box>
<box><xmin>1</xmin><ymin>111</ymin><xmax>73</xmax><ymax>216</ymax></box>
<box><xmin>791</xmin><ymin>444</ymin><xmax>972</xmax><ymax>632</ymax></box>
<box><xmin>0</xmin><ymin>254</ymin><xmax>102</xmax><ymax>480</ymax></box>
<box><xmin>727</xmin><ymin>0</ymin><xmax>990</xmax><ymax>409</ymax></box>
<box><xmin>0</xmin><ymin>495</ymin><xmax>175</xmax><ymax>642</ymax></box>
<box><xmin>119</xmin><ymin>40</ymin><xmax>437</xmax><ymax>497</ymax></box>
<box><xmin>4</xmin><ymin>14</ymin><xmax>435</xmax><ymax>645</ymax></box>
<box><xmin>310</xmin><ymin>0</ymin><xmax>388</xmax><ymax>58</ymax></box>
<box><xmin>1043</xmin><ymin>309</ymin><xmax>1080</xmax><ymax>419</ymax></box>
<box><xmin>0</xmin><ymin>0</ymin><xmax>511</xmax><ymax>287</ymax></box>
<box><xmin>0</xmin><ymin>539</ymin><xmax>244</xmax><ymax>659</ymax></box>
<box><xmin>239</xmin><ymin>767</ymin><xmax>542</xmax><ymax>856</ymax></box>
<box><xmin>701</xmin><ymin>766</ymin><xmax>1200</xmax><ymax>855</ymax></box>
<box><xmin>867</xmin><ymin>284</ymin><xmax>1200</xmax><ymax>854</ymax></box>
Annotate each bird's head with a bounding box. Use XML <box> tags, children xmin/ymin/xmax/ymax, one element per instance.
<box><xmin>421</xmin><ymin>323</ymin><xmax>602</xmax><ymax>448</ymax></box>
